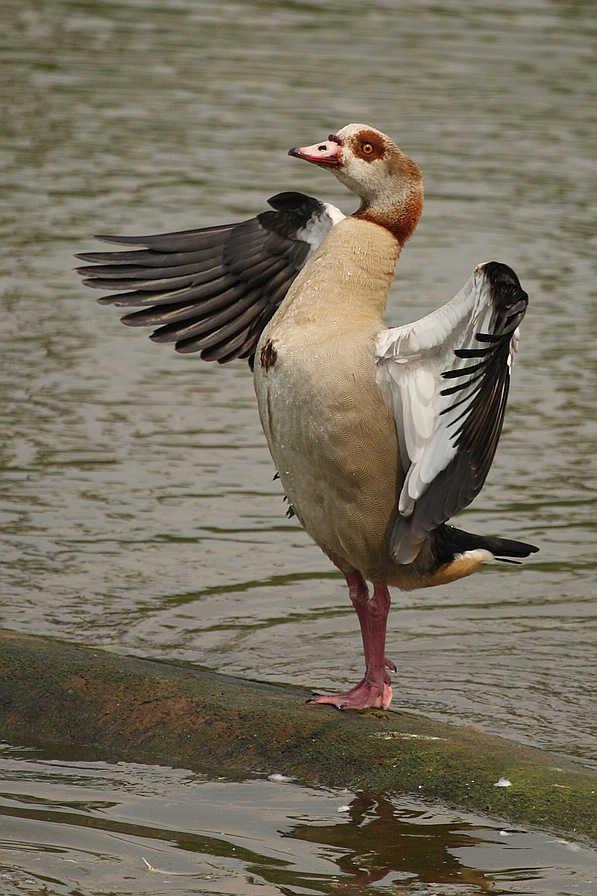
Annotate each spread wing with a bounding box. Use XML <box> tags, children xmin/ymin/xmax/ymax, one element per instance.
<box><xmin>76</xmin><ymin>192</ymin><xmax>345</xmax><ymax>366</ymax></box>
<box><xmin>375</xmin><ymin>261</ymin><xmax>529</xmax><ymax>564</ymax></box>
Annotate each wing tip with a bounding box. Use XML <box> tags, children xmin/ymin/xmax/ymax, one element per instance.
<box><xmin>478</xmin><ymin>260</ymin><xmax>528</xmax><ymax>305</ymax></box>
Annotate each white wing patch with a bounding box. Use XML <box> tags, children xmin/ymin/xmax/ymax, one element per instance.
<box><xmin>296</xmin><ymin>202</ymin><xmax>345</xmax><ymax>257</ymax></box>
<box><xmin>376</xmin><ymin>264</ymin><xmax>520</xmax><ymax>523</ymax></box>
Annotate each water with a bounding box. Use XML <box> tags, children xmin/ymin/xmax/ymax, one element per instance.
<box><xmin>1</xmin><ymin>0</ymin><xmax>596</xmax><ymax>891</ymax></box>
<box><xmin>1</xmin><ymin>745</ymin><xmax>596</xmax><ymax>896</ymax></box>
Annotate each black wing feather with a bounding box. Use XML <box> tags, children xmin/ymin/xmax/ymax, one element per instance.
<box><xmin>76</xmin><ymin>192</ymin><xmax>337</xmax><ymax>366</ymax></box>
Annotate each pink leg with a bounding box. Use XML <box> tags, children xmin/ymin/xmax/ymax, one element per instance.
<box><xmin>309</xmin><ymin>574</ymin><xmax>394</xmax><ymax>711</ymax></box>
<box><xmin>345</xmin><ymin>572</ymin><xmax>396</xmax><ymax>675</ymax></box>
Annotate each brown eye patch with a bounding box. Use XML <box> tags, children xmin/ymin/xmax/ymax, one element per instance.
<box><xmin>352</xmin><ymin>129</ymin><xmax>385</xmax><ymax>162</ymax></box>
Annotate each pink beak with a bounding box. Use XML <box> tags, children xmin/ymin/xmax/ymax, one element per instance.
<box><xmin>288</xmin><ymin>135</ymin><xmax>341</xmax><ymax>168</ymax></box>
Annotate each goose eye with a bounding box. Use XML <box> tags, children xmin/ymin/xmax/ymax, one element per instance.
<box><xmin>362</xmin><ymin>142</ymin><xmax>374</xmax><ymax>154</ymax></box>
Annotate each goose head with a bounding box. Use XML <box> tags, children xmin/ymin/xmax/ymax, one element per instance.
<box><xmin>289</xmin><ymin>123</ymin><xmax>423</xmax><ymax>244</ymax></box>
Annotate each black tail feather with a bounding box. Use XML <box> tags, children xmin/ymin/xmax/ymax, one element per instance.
<box><xmin>434</xmin><ymin>524</ymin><xmax>539</xmax><ymax>565</ymax></box>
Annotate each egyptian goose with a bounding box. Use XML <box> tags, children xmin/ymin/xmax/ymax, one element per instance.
<box><xmin>77</xmin><ymin>123</ymin><xmax>538</xmax><ymax>711</ymax></box>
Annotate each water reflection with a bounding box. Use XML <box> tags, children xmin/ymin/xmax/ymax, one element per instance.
<box><xmin>1</xmin><ymin>750</ymin><xmax>595</xmax><ymax>896</ymax></box>
<box><xmin>287</xmin><ymin>792</ymin><xmax>493</xmax><ymax>894</ymax></box>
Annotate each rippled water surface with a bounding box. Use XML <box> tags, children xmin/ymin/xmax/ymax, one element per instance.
<box><xmin>2</xmin><ymin>0</ymin><xmax>596</xmax><ymax>892</ymax></box>
<box><xmin>2</xmin><ymin>744</ymin><xmax>597</xmax><ymax>896</ymax></box>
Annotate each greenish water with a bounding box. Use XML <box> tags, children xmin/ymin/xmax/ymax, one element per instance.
<box><xmin>1</xmin><ymin>0</ymin><xmax>596</xmax><ymax>892</ymax></box>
